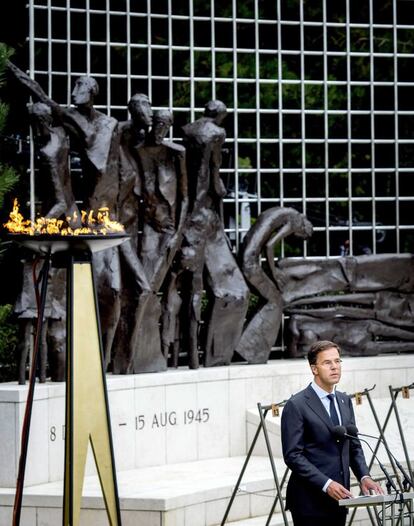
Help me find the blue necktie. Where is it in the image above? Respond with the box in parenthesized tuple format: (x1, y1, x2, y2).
(327, 393, 340, 426)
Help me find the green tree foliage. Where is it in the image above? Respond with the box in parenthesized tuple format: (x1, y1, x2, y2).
(0, 304, 18, 382)
(0, 43, 19, 383)
(0, 43, 19, 210)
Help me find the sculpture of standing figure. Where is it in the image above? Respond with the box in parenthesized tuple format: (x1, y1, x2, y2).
(137, 109, 189, 290)
(7, 62, 122, 368)
(111, 94, 159, 373)
(126, 109, 190, 370)
(7, 62, 120, 212)
(15, 262, 66, 384)
(27, 102, 80, 222)
(161, 246, 198, 367)
(236, 207, 313, 363)
(181, 100, 249, 367)
(15, 102, 80, 384)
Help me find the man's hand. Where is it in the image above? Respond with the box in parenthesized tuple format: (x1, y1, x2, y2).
(360, 477, 384, 496)
(326, 481, 353, 501)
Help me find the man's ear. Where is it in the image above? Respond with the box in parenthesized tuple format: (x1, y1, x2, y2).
(310, 364, 318, 377)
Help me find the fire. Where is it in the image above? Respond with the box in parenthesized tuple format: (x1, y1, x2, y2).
(3, 199, 125, 236)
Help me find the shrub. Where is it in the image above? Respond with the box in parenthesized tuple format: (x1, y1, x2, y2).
(0, 304, 19, 382)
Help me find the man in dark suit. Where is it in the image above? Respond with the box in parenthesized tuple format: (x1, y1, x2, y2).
(281, 340, 383, 526)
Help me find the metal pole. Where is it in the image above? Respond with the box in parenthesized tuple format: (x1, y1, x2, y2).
(220, 415, 264, 525)
(388, 384, 414, 485)
(13, 252, 51, 526)
(220, 400, 287, 525)
(266, 467, 290, 523)
(257, 403, 289, 526)
(366, 390, 403, 492)
(347, 385, 381, 526)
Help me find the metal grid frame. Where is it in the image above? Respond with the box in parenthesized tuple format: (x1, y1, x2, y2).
(27, 0, 414, 257)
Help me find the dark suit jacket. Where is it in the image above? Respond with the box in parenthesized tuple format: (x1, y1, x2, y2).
(281, 384, 369, 518)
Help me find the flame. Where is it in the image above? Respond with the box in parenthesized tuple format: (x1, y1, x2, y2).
(3, 199, 125, 236)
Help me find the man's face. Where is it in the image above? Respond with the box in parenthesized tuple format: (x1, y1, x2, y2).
(130, 98, 153, 127)
(310, 347, 342, 392)
(72, 78, 93, 107)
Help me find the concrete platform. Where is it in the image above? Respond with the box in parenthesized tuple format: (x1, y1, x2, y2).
(0, 454, 378, 526)
(1, 355, 413, 525)
(0, 456, 287, 526)
(1, 355, 413, 489)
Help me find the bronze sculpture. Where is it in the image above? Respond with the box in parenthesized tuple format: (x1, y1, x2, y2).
(236, 207, 313, 363)
(111, 93, 154, 373)
(7, 63, 119, 212)
(15, 262, 66, 384)
(122, 109, 190, 371)
(282, 254, 414, 356)
(6, 59, 414, 377)
(7, 63, 122, 367)
(181, 100, 249, 367)
(15, 101, 78, 384)
(27, 102, 80, 222)
(137, 109, 188, 290)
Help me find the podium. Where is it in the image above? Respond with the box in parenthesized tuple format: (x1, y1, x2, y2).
(339, 492, 414, 525)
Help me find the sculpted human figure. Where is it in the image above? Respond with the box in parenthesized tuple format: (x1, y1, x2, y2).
(236, 207, 313, 363)
(161, 246, 200, 368)
(119, 109, 189, 370)
(15, 262, 66, 384)
(278, 253, 414, 357)
(8, 62, 121, 367)
(7, 62, 120, 212)
(117, 93, 153, 287)
(287, 313, 414, 357)
(117, 93, 153, 238)
(15, 102, 80, 383)
(112, 94, 167, 374)
(137, 109, 189, 290)
(27, 102, 80, 222)
(181, 100, 249, 367)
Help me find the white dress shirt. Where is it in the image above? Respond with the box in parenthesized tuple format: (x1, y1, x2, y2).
(310, 381, 341, 492)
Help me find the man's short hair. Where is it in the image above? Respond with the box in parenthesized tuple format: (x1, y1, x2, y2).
(307, 340, 341, 365)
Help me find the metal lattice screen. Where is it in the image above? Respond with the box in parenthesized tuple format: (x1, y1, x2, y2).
(28, 0, 414, 257)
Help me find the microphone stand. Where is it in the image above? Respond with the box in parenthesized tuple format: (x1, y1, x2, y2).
(357, 431, 413, 492)
(345, 432, 398, 495)
(349, 434, 409, 526)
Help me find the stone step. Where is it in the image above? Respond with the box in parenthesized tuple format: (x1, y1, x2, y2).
(222, 508, 373, 526)
(221, 512, 287, 525)
(0, 456, 288, 526)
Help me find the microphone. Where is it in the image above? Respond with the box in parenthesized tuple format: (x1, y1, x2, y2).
(347, 424, 413, 492)
(344, 425, 398, 494)
(332, 425, 347, 440)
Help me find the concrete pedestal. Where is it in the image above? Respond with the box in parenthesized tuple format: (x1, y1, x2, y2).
(0, 355, 413, 525)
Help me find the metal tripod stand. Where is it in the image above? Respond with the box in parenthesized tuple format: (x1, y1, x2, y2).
(221, 400, 290, 526)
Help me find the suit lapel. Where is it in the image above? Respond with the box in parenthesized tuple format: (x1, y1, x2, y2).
(304, 384, 333, 430)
